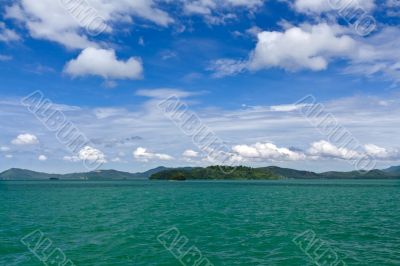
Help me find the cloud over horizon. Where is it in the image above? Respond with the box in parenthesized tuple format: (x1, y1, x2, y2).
(133, 147, 174, 162)
(2, 91, 400, 172)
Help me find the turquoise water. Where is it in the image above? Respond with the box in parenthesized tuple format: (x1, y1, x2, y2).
(1, 180, 399, 265)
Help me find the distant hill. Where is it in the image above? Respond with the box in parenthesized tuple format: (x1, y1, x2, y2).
(62, 170, 141, 180)
(259, 166, 320, 179)
(383, 166, 400, 174)
(0, 167, 170, 180)
(0, 168, 60, 180)
(262, 167, 398, 179)
(318, 169, 396, 179)
(130, 166, 170, 179)
(151, 166, 400, 180)
(2, 165, 400, 181)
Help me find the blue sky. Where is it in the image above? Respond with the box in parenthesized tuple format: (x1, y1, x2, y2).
(1, 0, 400, 173)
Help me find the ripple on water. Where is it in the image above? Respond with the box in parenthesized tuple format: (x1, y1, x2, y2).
(0, 180, 399, 265)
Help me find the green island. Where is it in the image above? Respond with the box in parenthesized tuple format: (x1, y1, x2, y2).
(149, 166, 400, 180)
(149, 166, 281, 180)
(2, 165, 400, 181)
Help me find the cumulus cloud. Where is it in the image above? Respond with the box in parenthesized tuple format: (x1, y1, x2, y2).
(230, 140, 400, 163)
(306, 141, 400, 161)
(211, 23, 356, 76)
(0, 22, 20, 42)
(182, 149, 199, 158)
(4, 93, 400, 169)
(133, 147, 173, 162)
(5, 0, 172, 49)
(364, 144, 400, 160)
(308, 140, 361, 160)
(38, 155, 47, 161)
(292, 0, 375, 14)
(248, 23, 355, 71)
(64, 47, 143, 80)
(232, 142, 306, 161)
(11, 133, 39, 145)
(78, 146, 107, 163)
(63, 146, 106, 163)
(211, 23, 400, 82)
(364, 144, 388, 157)
(5, 154, 13, 159)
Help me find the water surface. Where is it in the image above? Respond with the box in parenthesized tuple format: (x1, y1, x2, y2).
(1, 179, 399, 265)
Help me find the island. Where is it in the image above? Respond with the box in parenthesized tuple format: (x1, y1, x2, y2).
(150, 166, 281, 180)
(1, 165, 400, 181)
(150, 166, 400, 180)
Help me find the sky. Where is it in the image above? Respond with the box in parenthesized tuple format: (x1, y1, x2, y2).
(1, 0, 400, 173)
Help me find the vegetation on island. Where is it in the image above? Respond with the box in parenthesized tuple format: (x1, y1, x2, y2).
(1, 165, 400, 181)
(151, 166, 400, 180)
(150, 166, 281, 180)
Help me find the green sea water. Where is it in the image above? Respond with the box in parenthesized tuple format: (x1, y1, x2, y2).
(1, 179, 399, 265)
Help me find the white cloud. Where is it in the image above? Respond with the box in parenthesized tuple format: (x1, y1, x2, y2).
(232, 142, 306, 161)
(211, 23, 400, 82)
(5, 0, 172, 49)
(307, 141, 400, 161)
(11, 133, 39, 145)
(0, 22, 20, 42)
(0, 146, 10, 152)
(64, 47, 143, 80)
(211, 23, 356, 76)
(293, 0, 375, 14)
(308, 140, 361, 160)
(248, 23, 355, 71)
(231, 140, 400, 163)
(364, 144, 400, 160)
(182, 149, 199, 158)
(5, 154, 13, 159)
(63, 146, 107, 163)
(78, 146, 107, 163)
(133, 147, 173, 162)
(364, 144, 388, 157)
(3, 93, 400, 171)
(38, 155, 47, 161)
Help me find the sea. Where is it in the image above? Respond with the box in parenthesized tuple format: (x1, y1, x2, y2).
(1, 179, 399, 265)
